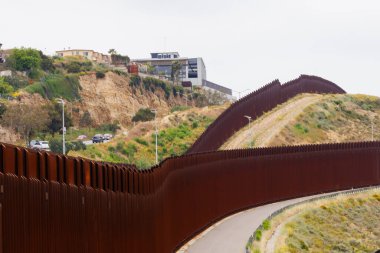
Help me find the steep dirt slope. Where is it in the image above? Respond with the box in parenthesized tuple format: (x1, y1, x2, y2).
(74, 72, 187, 126)
(221, 93, 380, 149)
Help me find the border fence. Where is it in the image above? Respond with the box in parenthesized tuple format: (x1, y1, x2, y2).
(187, 75, 346, 154)
(0, 141, 379, 252)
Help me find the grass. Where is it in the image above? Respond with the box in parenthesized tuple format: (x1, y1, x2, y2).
(275, 191, 380, 252)
(272, 94, 380, 146)
(249, 189, 380, 253)
(69, 114, 215, 169)
(25, 74, 81, 101)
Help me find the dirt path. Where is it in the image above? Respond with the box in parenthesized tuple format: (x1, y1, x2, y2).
(221, 94, 323, 149)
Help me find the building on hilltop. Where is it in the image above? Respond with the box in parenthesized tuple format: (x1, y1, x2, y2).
(132, 52, 206, 86)
(56, 49, 111, 64)
(132, 52, 232, 98)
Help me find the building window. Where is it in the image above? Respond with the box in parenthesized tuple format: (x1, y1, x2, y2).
(188, 58, 198, 78)
(84, 52, 89, 56)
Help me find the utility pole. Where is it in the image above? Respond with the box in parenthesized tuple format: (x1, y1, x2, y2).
(244, 115, 253, 148)
(56, 98, 66, 154)
(151, 109, 158, 164)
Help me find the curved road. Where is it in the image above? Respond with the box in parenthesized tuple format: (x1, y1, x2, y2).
(178, 191, 349, 253)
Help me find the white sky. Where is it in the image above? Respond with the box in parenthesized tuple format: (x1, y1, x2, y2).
(2, 0, 380, 96)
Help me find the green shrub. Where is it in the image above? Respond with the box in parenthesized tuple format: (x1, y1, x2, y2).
(70, 141, 86, 151)
(24, 74, 81, 101)
(171, 105, 190, 113)
(134, 138, 148, 146)
(116, 142, 124, 152)
(129, 75, 141, 87)
(142, 77, 171, 98)
(132, 108, 155, 122)
(262, 219, 271, 230)
(65, 61, 92, 73)
(255, 230, 262, 241)
(0, 77, 14, 95)
(96, 71, 105, 79)
(6, 48, 41, 72)
(108, 146, 116, 152)
(192, 121, 199, 129)
(3, 76, 29, 90)
(123, 143, 137, 158)
(96, 122, 120, 133)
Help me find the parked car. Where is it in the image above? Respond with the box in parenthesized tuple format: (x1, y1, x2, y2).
(92, 134, 104, 143)
(30, 140, 50, 151)
(103, 133, 113, 140)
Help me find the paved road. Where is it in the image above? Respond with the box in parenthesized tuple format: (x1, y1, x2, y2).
(181, 192, 339, 253)
(82, 140, 110, 146)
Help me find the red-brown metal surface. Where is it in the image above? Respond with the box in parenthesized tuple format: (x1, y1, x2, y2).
(0, 142, 379, 252)
(187, 75, 346, 154)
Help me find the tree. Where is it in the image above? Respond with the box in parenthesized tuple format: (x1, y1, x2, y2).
(46, 102, 73, 136)
(171, 61, 182, 85)
(2, 104, 49, 145)
(79, 111, 93, 129)
(147, 64, 156, 75)
(39, 51, 55, 72)
(6, 48, 42, 72)
(108, 49, 117, 55)
(132, 108, 155, 122)
(0, 77, 14, 95)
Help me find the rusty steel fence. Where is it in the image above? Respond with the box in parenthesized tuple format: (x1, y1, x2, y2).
(187, 75, 346, 154)
(0, 141, 379, 252)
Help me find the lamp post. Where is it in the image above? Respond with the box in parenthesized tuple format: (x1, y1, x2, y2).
(244, 115, 252, 148)
(234, 89, 250, 100)
(151, 109, 158, 164)
(56, 98, 66, 154)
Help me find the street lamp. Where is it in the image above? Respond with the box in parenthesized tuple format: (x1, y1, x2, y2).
(244, 115, 253, 148)
(56, 98, 66, 154)
(234, 89, 250, 100)
(151, 109, 158, 164)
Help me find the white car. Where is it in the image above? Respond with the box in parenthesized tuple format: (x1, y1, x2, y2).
(103, 133, 113, 140)
(31, 141, 50, 151)
(77, 135, 87, 140)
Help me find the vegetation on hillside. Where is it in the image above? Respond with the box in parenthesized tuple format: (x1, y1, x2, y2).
(0, 47, 229, 161)
(274, 94, 380, 145)
(69, 112, 215, 169)
(275, 191, 380, 252)
(223, 93, 380, 150)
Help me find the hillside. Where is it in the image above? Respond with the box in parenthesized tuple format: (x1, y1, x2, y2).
(274, 189, 380, 252)
(0, 48, 230, 148)
(221, 93, 380, 149)
(69, 104, 228, 168)
(72, 71, 189, 126)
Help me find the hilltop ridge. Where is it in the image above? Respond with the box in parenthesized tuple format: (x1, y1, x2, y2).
(221, 93, 380, 149)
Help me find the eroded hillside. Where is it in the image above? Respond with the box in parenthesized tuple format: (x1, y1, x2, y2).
(74, 72, 188, 126)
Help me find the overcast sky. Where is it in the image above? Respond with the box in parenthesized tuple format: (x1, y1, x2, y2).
(2, 0, 380, 96)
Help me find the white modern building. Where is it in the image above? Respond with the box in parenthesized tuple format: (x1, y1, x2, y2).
(132, 52, 232, 97)
(132, 52, 207, 86)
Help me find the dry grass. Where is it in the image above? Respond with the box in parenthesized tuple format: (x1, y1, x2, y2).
(274, 190, 380, 253)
